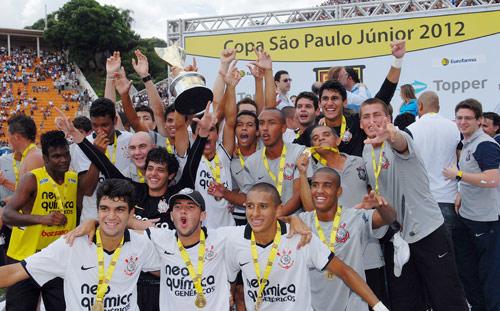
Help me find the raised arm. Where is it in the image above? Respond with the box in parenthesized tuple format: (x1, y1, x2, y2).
(364, 118, 408, 154)
(374, 40, 406, 105)
(220, 60, 240, 155)
(174, 102, 217, 190)
(247, 63, 265, 114)
(297, 153, 315, 212)
(250, 49, 276, 109)
(213, 49, 236, 121)
(104, 51, 121, 103)
(132, 49, 168, 137)
(114, 67, 149, 132)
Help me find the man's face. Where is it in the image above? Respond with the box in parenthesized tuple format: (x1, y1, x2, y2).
(455, 108, 480, 137)
(245, 190, 278, 234)
(164, 112, 176, 139)
(128, 136, 153, 169)
(44, 145, 71, 174)
(171, 198, 205, 237)
(295, 97, 318, 127)
(145, 161, 170, 192)
(319, 89, 345, 121)
(311, 126, 338, 149)
(258, 110, 285, 147)
(91, 115, 116, 141)
(360, 103, 388, 138)
(199, 126, 218, 156)
(236, 115, 258, 148)
(137, 111, 155, 131)
(276, 74, 291, 93)
(310, 172, 341, 213)
(481, 118, 498, 137)
(98, 196, 131, 239)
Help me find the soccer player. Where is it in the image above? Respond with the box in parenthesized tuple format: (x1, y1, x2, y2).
(225, 182, 389, 310)
(0, 179, 160, 311)
(359, 98, 468, 311)
(1, 130, 98, 310)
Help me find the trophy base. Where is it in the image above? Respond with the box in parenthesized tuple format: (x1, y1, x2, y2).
(174, 86, 213, 115)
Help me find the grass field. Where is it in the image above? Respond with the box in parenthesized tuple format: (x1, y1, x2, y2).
(0, 288, 4, 301)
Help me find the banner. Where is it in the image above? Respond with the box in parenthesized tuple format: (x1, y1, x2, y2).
(181, 9, 500, 118)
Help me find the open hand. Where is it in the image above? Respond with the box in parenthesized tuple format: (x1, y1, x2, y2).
(106, 51, 121, 74)
(131, 49, 149, 78)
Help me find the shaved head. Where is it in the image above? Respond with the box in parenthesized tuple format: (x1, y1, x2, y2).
(259, 109, 286, 125)
(418, 91, 440, 116)
(130, 131, 154, 146)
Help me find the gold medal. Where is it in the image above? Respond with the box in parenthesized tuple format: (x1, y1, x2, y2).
(91, 300, 104, 311)
(195, 293, 207, 308)
(324, 271, 335, 280)
(255, 297, 263, 311)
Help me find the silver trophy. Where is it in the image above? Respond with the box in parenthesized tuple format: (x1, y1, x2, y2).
(155, 44, 213, 115)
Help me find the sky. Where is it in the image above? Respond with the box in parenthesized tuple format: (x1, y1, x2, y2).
(1, 0, 324, 40)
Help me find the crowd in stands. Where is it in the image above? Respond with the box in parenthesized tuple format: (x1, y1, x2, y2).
(0, 36, 497, 311)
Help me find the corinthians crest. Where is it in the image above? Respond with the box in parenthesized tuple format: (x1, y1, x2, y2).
(205, 245, 217, 261)
(335, 223, 350, 244)
(124, 256, 139, 276)
(277, 248, 294, 270)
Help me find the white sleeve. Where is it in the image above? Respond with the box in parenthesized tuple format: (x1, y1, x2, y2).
(70, 142, 91, 173)
(23, 237, 69, 286)
(306, 235, 334, 271)
(223, 237, 240, 282)
(362, 210, 388, 240)
(140, 236, 162, 272)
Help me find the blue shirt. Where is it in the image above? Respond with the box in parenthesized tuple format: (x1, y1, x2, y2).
(399, 99, 418, 116)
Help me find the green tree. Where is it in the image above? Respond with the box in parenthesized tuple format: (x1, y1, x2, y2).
(38, 0, 138, 70)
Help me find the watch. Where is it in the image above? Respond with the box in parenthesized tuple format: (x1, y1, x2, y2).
(456, 170, 463, 181)
(142, 74, 152, 83)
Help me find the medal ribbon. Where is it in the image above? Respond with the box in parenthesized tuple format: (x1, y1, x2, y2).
(339, 115, 347, 140)
(371, 142, 385, 194)
(177, 229, 206, 303)
(261, 145, 287, 196)
(251, 221, 281, 308)
(44, 168, 68, 214)
(136, 168, 145, 183)
(165, 137, 174, 154)
(203, 153, 221, 184)
(104, 133, 118, 164)
(13, 143, 36, 186)
(307, 146, 339, 166)
(95, 229, 124, 304)
(314, 206, 342, 253)
(237, 149, 245, 169)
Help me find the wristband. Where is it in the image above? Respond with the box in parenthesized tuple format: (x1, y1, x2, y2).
(456, 170, 463, 181)
(142, 74, 152, 83)
(373, 301, 389, 311)
(392, 57, 403, 69)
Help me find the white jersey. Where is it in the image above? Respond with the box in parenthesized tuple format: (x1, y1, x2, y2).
(299, 210, 387, 311)
(225, 222, 333, 311)
(195, 144, 234, 228)
(71, 131, 132, 221)
(146, 227, 231, 311)
(23, 230, 160, 311)
(243, 143, 312, 209)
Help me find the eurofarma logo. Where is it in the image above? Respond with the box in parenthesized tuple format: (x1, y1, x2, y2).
(434, 55, 485, 67)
